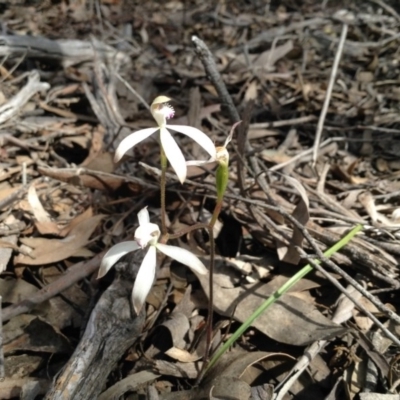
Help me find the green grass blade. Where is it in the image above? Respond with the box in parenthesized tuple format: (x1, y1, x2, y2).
(206, 224, 363, 373)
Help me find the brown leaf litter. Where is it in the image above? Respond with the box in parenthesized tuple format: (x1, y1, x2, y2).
(1, 0, 400, 399)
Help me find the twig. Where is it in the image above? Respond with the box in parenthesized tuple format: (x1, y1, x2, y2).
(0, 296, 4, 380)
(367, 0, 400, 21)
(298, 250, 400, 346)
(312, 11, 350, 166)
(0, 71, 50, 125)
(2, 252, 104, 322)
(246, 164, 400, 328)
(246, 17, 327, 50)
(163, 167, 400, 330)
(114, 71, 150, 111)
(273, 254, 398, 400)
(192, 36, 240, 123)
(0, 186, 26, 210)
(0, 35, 129, 67)
(250, 114, 316, 130)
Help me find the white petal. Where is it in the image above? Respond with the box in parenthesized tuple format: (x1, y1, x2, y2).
(167, 125, 216, 157)
(134, 222, 160, 248)
(160, 127, 187, 184)
(114, 127, 158, 162)
(186, 158, 216, 166)
(224, 120, 241, 148)
(137, 207, 150, 226)
(98, 241, 140, 278)
(132, 245, 157, 314)
(156, 243, 207, 274)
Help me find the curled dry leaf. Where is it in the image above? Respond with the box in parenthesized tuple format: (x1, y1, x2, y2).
(165, 347, 202, 363)
(28, 184, 60, 235)
(14, 213, 103, 266)
(276, 175, 310, 264)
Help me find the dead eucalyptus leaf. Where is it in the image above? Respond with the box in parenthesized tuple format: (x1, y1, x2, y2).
(277, 175, 309, 264)
(0, 278, 38, 303)
(14, 214, 103, 265)
(165, 347, 202, 363)
(3, 315, 71, 354)
(28, 184, 60, 235)
(196, 272, 345, 346)
(0, 235, 18, 273)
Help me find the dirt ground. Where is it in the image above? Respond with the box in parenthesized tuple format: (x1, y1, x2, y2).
(1, 0, 400, 399)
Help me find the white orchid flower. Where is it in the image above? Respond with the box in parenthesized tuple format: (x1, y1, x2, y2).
(98, 207, 207, 314)
(114, 96, 216, 184)
(186, 121, 240, 168)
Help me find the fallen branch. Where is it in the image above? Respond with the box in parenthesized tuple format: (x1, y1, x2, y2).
(44, 252, 145, 399)
(0, 35, 129, 67)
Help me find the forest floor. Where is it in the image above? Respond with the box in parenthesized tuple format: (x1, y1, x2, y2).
(1, 1, 400, 399)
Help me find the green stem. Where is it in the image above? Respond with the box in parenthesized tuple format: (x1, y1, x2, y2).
(204, 224, 363, 375)
(195, 225, 216, 385)
(205, 227, 215, 359)
(196, 197, 224, 382)
(198, 164, 228, 371)
(210, 197, 223, 228)
(160, 146, 168, 236)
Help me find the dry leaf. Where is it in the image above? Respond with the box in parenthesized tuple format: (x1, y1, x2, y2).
(196, 270, 345, 346)
(276, 175, 309, 264)
(0, 235, 18, 273)
(28, 184, 60, 235)
(165, 347, 201, 363)
(14, 214, 103, 265)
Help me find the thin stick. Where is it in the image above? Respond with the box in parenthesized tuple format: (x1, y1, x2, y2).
(312, 21, 348, 166)
(114, 71, 150, 111)
(298, 249, 400, 346)
(160, 147, 168, 237)
(205, 227, 215, 360)
(0, 296, 4, 380)
(274, 250, 400, 400)
(2, 252, 104, 322)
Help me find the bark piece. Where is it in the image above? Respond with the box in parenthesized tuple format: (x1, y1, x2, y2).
(44, 252, 145, 399)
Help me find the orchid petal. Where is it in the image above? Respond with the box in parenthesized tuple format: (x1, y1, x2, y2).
(134, 222, 160, 248)
(98, 241, 140, 278)
(132, 245, 157, 314)
(160, 127, 187, 184)
(224, 120, 241, 148)
(156, 243, 207, 275)
(152, 95, 172, 105)
(167, 125, 216, 157)
(151, 97, 174, 128)
(137, 207, 150, 226)
(114, 127, 158, 162)
(186, 158, 216, 166)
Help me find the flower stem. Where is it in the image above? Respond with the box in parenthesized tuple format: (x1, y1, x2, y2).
(204, 226, 215, 359)
(209, 197, 223, 228)
(197, 193, 225, 382)
(160, 146, 168, 236)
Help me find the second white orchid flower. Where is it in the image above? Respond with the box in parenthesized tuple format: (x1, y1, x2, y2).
(114, 96, 216, 184)
(186, 121, 240, 168)
(98, 207, 207, 314)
